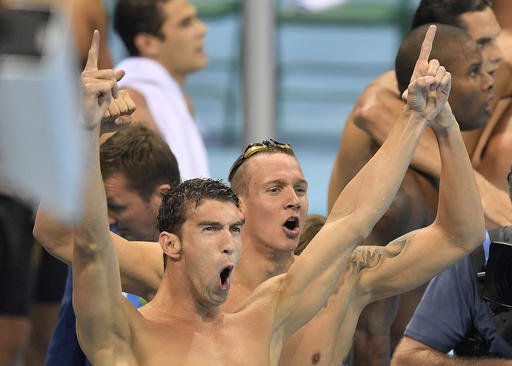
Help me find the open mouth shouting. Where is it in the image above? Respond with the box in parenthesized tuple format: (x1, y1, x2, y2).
(283, 216, 300, 239)
(218, 264, 234, 291)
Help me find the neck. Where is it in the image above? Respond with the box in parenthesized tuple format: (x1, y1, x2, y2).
(166, 66, 186, 87)
(234, 236, 295, 292)
(145, 269, 221, 325)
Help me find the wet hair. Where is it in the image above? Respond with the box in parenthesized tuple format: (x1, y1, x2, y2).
(229, 140, 296, 196)
(113, 0, 170, 56)
(158, 178, 240, 269)
(412, 0, 492, 30)
(294, 214, 326, 255)
(100, 124, 181, 201)
(158, 178, 239, 235)
(395, 23, 473, 94)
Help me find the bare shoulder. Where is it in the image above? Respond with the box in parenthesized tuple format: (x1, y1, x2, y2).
(233, 274, 287, 314)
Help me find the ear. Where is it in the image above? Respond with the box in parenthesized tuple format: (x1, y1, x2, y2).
(134, 33, 160, 58)
(238, 197, 247, 216)
(157, 183, 171, 196)
(160, 231, 182, 260)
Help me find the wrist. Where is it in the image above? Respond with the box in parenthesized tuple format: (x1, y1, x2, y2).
(403, 106, 431, 127)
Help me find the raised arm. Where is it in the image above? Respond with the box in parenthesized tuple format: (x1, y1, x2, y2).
(353, 71, 443, 178)
(274, 25, 446, 338)
(352, 104, 485, 303)
(34, 202, 162, 300)
(72, 31, 137, 363)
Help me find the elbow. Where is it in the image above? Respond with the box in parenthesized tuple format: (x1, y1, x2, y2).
(74, 229, 103, 257)
(353, 100, 374, 132)
(457, 216, 486, 253)
(33, 219, 58, 253)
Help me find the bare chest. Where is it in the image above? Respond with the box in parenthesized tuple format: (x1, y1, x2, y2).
(134, 318, 271, 366)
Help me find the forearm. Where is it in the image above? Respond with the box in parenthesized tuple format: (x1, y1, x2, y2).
(354, 84, 441, 178)
(74, 133, 111, 253)
(73, 127, 127, 356)
(393, 346, 511, 365)
(329, 107, 429, 234)
(434, 117, 485, 248)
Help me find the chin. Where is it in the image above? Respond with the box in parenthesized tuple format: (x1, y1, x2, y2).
(275, 239, 299, 253)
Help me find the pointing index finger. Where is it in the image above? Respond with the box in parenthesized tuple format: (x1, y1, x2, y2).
(412, 25, 437, 77)
(84, 30, 100, 71)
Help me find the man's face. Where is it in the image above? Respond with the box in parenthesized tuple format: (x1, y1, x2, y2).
(104, 173, 162, 241)
(460, 8, 502, 76)
(240, 153, 309, 252)
(448, 39, 494, 131)
(155, 0, 208, 82)
(180, 199, 242, 306)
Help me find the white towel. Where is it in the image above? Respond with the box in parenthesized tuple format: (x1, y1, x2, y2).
(116, 57, 210, 180)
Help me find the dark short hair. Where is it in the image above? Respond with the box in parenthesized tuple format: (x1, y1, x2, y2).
(113, 0, 169, 56)
(228, 140, 296, 196)
(395, 23, 473, 94)
(158, 178, 240, 235)
(100, 124, 181, 201)
(412, 0, 492, 30)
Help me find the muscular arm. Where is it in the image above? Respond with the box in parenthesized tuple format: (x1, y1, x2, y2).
(354, 107, 485, 302)
(33, 208, 162, 300)
(392, 336, 512, 366)
(73, 31, 134, 363)
(273, 27, 445, 340)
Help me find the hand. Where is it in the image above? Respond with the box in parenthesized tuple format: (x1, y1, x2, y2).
(101, 89, 136, 133)
(431, 102, 457, 131)
(404, 25, 451, 122)
(81, 30, 124, 131)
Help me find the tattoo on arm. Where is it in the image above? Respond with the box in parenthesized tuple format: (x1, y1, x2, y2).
(351, 239, 407, 273)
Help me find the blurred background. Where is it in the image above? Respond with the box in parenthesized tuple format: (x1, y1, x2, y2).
(175, 0, 418, 215)
(111, 0, 418, 215)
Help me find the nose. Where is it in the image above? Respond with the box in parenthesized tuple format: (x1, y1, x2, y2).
(481, 70, 495, 93)
(197, 18, 208, 36)
(285, 187, 301, 210)
(222, 233, 237, 256)
(486, 41, 502, 69)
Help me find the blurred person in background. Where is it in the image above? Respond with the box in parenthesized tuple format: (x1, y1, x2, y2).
(113, 0, 209, 179)
(0, 0, 112, 364)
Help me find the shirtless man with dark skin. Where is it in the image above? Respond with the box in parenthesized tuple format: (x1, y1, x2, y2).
(327, 2, 512, 364)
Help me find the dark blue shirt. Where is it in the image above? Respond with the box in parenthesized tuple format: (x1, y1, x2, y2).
(404, 246, 512, 357)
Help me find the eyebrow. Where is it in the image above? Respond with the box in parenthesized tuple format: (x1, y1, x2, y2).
(231, 220, 245, 227)
(265, 178, 308, 186)
(199, 220, 245, 227)
(199, 221, 222, 227)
